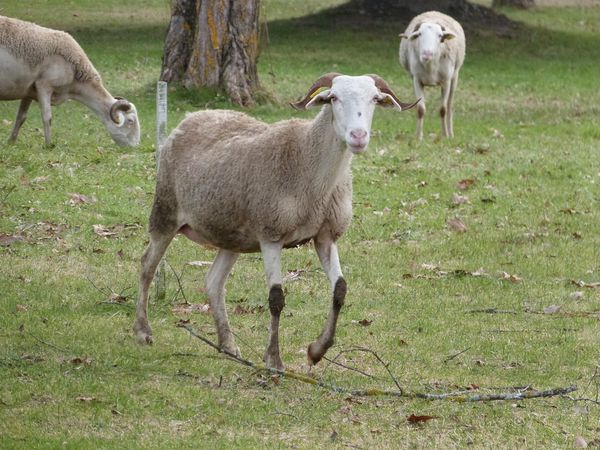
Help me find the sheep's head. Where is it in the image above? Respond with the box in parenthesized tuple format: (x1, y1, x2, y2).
(400, 22, 456, 64)
(105, 98, 141, 147)
(292, 73, 418, 154)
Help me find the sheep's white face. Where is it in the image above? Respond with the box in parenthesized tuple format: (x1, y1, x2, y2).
(408, 22, 456, 64)
(105, 102, 141, 147)
(310, 76, 382, 154)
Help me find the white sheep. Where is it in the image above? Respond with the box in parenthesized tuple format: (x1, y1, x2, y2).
(0, 15, 140, 147)
(133, 73, 417, 370)
(399, 11, 465, 140)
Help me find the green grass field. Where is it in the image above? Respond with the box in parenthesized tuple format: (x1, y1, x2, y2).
(1, 1, 599, 448)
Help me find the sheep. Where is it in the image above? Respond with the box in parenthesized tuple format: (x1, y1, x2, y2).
(0, 15, 140, 147)
(399, 11, 465, 140)
(133, 73, 417, 370)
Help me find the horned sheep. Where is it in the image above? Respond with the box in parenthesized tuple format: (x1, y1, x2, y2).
(399, 11, 465, 140)
(133, 73, 417, 370)
(0, 15, 140, 147)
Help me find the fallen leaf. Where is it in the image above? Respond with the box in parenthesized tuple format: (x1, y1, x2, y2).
(501, 272, 522, 283)
(457, 179, 475, 190)
(93, 224, 116, 237)
(108, 292, 128, 304)
(569, 291, 584, 300)
(452, 193, 469, 205)
(67, 192, 95, 206)
(0, 233, 22, 247)
(447, 218, 467, 233)
(543, 305, 561, 315)
(31, 176, 50, 184)
(70, 357, 93, 365)
(575, 436, 588, 448)
(407, 414, 437, 424)
(76, 396, 96, 402)
(283, 269, 305, 282)
(233, 304, 264, 315)
(492, 128, 504, 138)
(172, 303, 210, 314)
(352, 319, 372, 327)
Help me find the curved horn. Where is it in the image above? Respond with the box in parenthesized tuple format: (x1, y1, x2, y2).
(290, 72, 342, 111)
(366, 74, 420, 111)
(110, 98, 132, 124)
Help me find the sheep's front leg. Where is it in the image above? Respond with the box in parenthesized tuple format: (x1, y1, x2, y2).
(307, 234, 346, 366)
(8, 98, 33, 144)
(206, 249, 240, 356)
(260, 241, 285, 371)
(412, 77, 426, 141)
(440, 77, 453, 138)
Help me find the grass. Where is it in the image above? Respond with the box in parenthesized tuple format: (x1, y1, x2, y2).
(1, 1, 600, 448)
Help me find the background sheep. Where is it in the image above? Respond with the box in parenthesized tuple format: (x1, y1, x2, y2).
(399, 11, 465, 140)
(0, 15, 140, 147)
(134, 73, 417, 370)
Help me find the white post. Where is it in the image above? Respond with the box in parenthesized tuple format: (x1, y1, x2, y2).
(155, 81, 168, 301)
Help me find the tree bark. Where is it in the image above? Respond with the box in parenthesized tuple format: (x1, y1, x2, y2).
(160, 0, 260, 107)
(493, 0, 535, 7)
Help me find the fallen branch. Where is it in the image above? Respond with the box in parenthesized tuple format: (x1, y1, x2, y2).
(179, 323, 577, 402)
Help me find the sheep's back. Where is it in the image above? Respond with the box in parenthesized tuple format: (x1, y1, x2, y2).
(0, 15, 100, 83)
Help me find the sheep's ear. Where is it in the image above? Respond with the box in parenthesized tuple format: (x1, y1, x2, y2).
(442, 32, 456, 42)
(366, 74, 420, 112)
(399, 32, 409, 39)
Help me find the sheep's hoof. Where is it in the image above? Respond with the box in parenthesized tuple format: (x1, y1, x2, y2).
(221, 343, 241, 359)
(133, 320, 153, 345)
(264, 351, 284, 372)
(307, 341, 325, 366)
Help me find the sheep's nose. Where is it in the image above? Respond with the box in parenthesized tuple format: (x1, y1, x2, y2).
(421, 51, 433, 62)
(350, 130, 367, 141)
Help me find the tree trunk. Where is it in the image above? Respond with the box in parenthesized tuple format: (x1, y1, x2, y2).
(160, 0, 261, 107)
(492, 0, 535, 7)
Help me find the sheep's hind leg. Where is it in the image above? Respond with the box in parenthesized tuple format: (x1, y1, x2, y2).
(260, 241, 285, 371)
(134, 231, 176, 344)
(8, 98, 32, 144)
(206, 249, 240, 356)
(307, 235, 346, 366)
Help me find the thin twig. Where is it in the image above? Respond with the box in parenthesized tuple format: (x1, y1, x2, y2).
(166, 260, 189, 304)
(564, 395, 600, 406)
(323, 353, 375, 379)
(85, 274, 110, 297)
(347, 346, 403, 394)
(179, 324, 577, 402)
(19, 326, 71, 354)
(467, 308, 517, 314)
(444, 347, 471, 363)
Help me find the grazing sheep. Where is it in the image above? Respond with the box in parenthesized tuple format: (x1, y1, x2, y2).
(399, 11, 465, 140)
(0, 15, 140, 146)
(134, 73, 417, 370)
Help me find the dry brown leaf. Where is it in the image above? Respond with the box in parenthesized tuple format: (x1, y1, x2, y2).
(543, 305, 561, 315)
(407, 414, 437, 424)
(352, 319, 372, 327)
(68, 192, 96, 206)
(172, 303, 210, 314)
(501, 272, 523, 283)
(76, 396, 96, 402)
(16, 304, 28, 312)
(447, 218, 467, 233)
(93, 224, 116, 237)
(457, 179, 475, 190)
(283, 269, 305, 282)
(452, 193, 469, 205)
(0, 233, 23, 247)
(575, 436, 588, 448)
(71, 357, 93, 365)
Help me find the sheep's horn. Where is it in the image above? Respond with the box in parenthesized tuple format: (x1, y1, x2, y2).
(110, 98, 132, 123)
(366, 74, 420, 111)
(290, 72, 342, 110)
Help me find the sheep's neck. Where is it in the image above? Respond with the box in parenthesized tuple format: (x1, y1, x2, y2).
(69, 80, 114, 122)
(306, 106, 352, 195)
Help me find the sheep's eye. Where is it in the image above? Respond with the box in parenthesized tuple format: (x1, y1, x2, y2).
(373, 95, 379, 102)
(330, 95, 338, 102)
